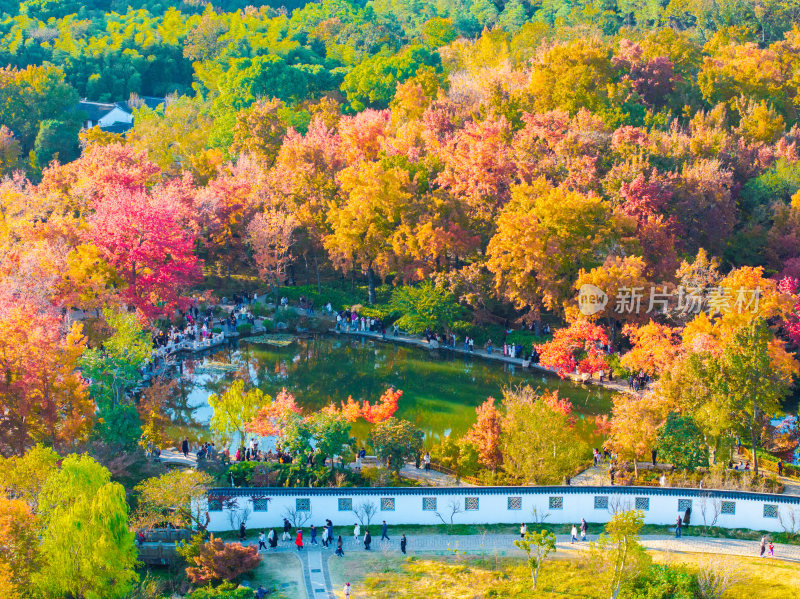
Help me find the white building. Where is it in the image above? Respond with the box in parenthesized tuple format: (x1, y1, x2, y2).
(206, 485, 800, 534)
(77, 96, 164, 133)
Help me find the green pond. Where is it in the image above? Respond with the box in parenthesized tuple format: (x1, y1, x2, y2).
(172, 335, 614, 447)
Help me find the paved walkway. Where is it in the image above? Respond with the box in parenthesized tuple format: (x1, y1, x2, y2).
(246, 532, 800, 597)
(399, 463, 467, 486)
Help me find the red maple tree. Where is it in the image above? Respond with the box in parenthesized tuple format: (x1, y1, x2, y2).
(185, 536, 261, 584)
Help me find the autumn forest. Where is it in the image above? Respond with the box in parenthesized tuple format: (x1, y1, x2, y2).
(2, 0, 800, 596)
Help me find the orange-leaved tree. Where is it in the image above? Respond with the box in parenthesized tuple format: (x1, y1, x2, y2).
(245, 389, 303, 437)
(361, 388, 402, 423)
(333, 388, 402, 423)
(464, 397, 503, 472)
(184, 536, 261, 584)
(620, 322, 683, 378)
(537, 319, 610, 377)
(0, 299, 92, 456)
(605, 390, 675, 477)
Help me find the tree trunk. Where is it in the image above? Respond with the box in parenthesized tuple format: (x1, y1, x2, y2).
(531, 567, 538, 590)
(303, 255, 310, 286)
(750, 397, 760, 475)
(314, 254, 321, 294)
(633, 459, 639, 480)
(367, 267, 376, 305)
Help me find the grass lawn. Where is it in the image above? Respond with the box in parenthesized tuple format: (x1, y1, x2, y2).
(327, 551, 800, 598)
(249, 553, 306, 599)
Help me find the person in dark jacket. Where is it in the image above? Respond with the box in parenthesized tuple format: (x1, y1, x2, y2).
(400, 534, 407, 555)
(282, 518, 292, 541)
(380, 520, 390, 541)
(364, 530, 372, 550)
(683, 506, 691, 527)
(335, 535, 344, 557)
(239, 522, 246, 540)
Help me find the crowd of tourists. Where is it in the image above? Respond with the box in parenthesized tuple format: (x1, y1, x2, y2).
(248, 517, 410, 559)
(627, 370, 651, 391)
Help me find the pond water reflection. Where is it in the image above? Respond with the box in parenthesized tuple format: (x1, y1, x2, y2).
(175, 335, 615, 445)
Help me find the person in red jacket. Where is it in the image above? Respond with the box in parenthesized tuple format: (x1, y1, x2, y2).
(295, 529, 304, 551)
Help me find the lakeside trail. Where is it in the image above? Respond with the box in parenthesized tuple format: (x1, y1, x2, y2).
(239, 532, 800, 598)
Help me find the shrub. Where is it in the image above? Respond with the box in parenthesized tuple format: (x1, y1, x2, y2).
(607, 353, 633, 379)
(184, 536, 261, 584)
(226, 462, 257, 486)
(505, 329, 550, 347)
(236, 323, 252, 336)
(251, 302, 272, 317)
(212, 327, 222, 335)
(358, 303, 397, 320)
(188, 582, 255, 599)
(622, 563, 698, 598)
(752, 449, 800, 478)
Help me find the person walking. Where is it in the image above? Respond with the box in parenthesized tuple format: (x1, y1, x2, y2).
(580, 519, 587, 541)
(326, 519, 333, 546)
(675, 515, 682, 538)
(282, 518, 291, 541)
(344, 582, 351, 599)
(571, 524, 578, 543)
(520, 523, 527, 538)
(239, 522, 246, 540)
(400, 534, 407, 555)
(335, 535, 344, 557)
(424, 452, 431, 471)
(683, 506, 691, 527)
(321, 525, 329, 548)
(181, 437, 189, 458)
(354, 522, 360, 540)
(778, 459, 784, 476)
(268, 529, 277, 549)
(381, 520, 390, 541)
(310, 524, 318, 545)
(258, 531, 267, 551)
(769, 540, 774, 557)
(760, 536, 766, 557)
(364, 530, 372, 550)
(652, 448, 657, 466)
(295, 530, 304, 551)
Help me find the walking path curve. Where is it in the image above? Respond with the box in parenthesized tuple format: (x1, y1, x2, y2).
(242, 531, 800, 598)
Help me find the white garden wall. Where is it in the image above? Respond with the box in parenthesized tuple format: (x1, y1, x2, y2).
(205, 486, 800, 533)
